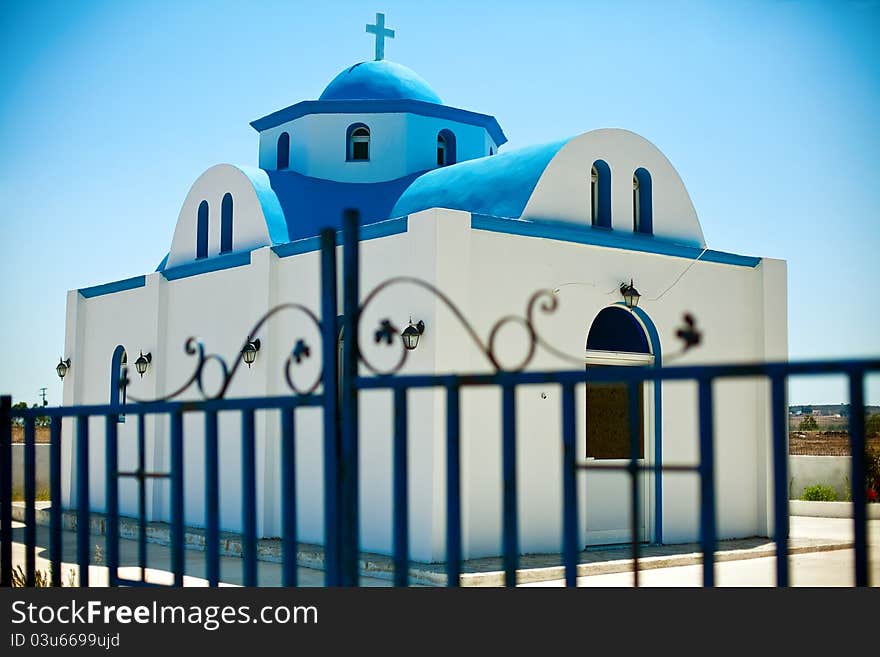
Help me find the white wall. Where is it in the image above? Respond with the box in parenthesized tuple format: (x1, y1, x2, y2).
(62, 206, 786, 563)
(789, 456, 852, 501)
(427, 208, 785, 557)
(257, 113, 493, 182)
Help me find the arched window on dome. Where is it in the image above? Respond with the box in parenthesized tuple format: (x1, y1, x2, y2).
(633, 167, 653, 235)
(276, 132, 290, 170)
(347, 123, 370, 161)
(437, 129, 456, 167)
(591, 160, 611, 228)
(220, 193, 233, 254)
(196, 200, 209, 259)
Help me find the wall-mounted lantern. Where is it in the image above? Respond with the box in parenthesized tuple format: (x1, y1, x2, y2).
(134, 351, 152, 378)
(56, 357, 71, 380)
(619, 279, 641, 310)
(241, 338, 261, 368)
(401, 319, 425, 351)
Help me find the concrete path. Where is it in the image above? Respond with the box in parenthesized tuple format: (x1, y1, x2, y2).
(7, 520, 394, 587)
(523, 517, 879, 587)
(6, 513, 876, 587)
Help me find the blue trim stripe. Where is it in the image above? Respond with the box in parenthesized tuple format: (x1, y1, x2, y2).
(161, 251, 251, 281)
(471, 214, 761, 268)
(630, 304, 664, 545)
(79, 276, 146, 298)
(250, 99, 507, 147)
(272, 216, 408, 259)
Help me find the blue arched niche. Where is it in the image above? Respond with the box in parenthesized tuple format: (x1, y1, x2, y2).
(586, 306, 650, 353)
(196, 200, 209, 259)
(220, 193, 233, 254)
(634, 167, 653, 235)
(591, 159, 611, 228)
(110, 345, 127, 423)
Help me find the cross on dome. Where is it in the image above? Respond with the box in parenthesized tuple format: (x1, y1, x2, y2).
(365, 12, 395, 61)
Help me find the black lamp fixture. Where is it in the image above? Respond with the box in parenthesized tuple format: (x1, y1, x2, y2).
(134, 351, 152, 378)
(401, 318, 425, 351)
(620, 279, 641, 310)
(241, 338, 261, 368)
(56, 357, 71, 380)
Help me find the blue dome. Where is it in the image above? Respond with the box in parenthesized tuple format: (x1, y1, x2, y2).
(319, 60, 442, 104)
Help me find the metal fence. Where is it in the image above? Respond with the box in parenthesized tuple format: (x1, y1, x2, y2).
(2, 212, 877, 587)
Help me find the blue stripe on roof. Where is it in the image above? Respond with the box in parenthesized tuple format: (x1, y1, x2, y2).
(250, 99, 507, 147)
(471, 214, 761, 267)
(272, 216, 408, 258)
(161, 251, 251, 281)
(79, 275, 146, 298)
(392, 140, 569, 219)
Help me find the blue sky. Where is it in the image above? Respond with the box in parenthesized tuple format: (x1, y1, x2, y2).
(0, 0, 877, 407)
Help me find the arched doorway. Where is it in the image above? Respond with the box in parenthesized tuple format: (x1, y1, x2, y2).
(583, 306, 655, 546)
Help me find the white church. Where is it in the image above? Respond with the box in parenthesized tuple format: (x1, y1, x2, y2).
(60, 14, 787, 563)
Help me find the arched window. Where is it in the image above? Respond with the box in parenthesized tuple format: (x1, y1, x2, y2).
(437, 129, 456, 167)
(347, 123, 370, 161)
(196, 200, 209, 259)
(276, 132, 290, 169)
(489, 147, 494, 156)
(220, 193, 233, 254)
(591, 160, 611, 228)
(633, 167, 652, 234)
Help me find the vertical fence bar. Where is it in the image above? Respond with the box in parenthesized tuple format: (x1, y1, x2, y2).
(697, 379, 716, 587)
(170, 410, 184, 587)
(319, 228, 340, 586)
(242, 408, 257, 586)
(0, 396, 11, 587)
(76, 415, 90, 587)
(281, 408, 297, 587)
(393, 388, 409, 586)
(50, 418, 62, 587)
(561, 382, 578, 587)
(137, 413, 146, 581)
(105, 415, 119, 587)
(502, 383, 518, 587)
(24, 417, 36, 586)
(770, 374, 789, 587)
(848, 371, 868, 587)
(446, 381, 462, 588)
(205, 410, 220, 587)
(627, 382, 640, 588)
(341, 209, 361, 586)
(653, 371, 663, 546)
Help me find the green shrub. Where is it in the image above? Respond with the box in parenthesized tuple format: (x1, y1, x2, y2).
(802, 484, 837, 502)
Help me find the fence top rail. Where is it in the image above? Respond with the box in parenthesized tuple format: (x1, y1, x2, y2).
(4, 357, 878, 418)
(5, 393, 324, 419)
(355, 357, 880, 390)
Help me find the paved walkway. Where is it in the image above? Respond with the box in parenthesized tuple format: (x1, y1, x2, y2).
(524, 517, 879, 586)
(6, 512, 876, 587)
(7, 521, 394, 587)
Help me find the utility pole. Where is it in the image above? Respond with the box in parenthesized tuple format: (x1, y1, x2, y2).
(38, 387, 48, 407)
